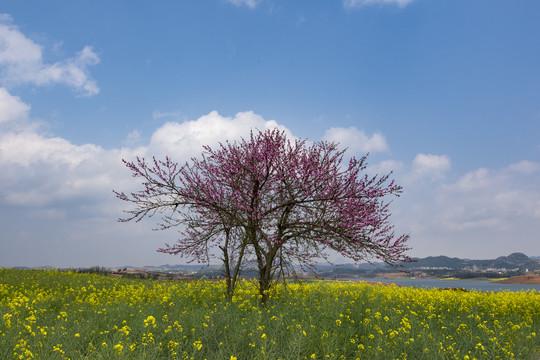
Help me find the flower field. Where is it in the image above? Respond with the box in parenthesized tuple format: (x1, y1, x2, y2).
(1, 269, 539, 359)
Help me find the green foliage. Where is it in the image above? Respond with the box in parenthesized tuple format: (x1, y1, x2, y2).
(1, 269, 539, 359)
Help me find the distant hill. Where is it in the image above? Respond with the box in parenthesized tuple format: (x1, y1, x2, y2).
(401, 252, 540, 271)
(403, 255, 466, 269)
(117, 253, 540, 278)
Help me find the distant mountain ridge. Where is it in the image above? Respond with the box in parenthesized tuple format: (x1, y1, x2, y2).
(402, 252, 540, 271)
(117, 253, 540, 274)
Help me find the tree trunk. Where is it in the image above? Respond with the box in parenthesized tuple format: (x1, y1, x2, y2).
(257, 248, 280, 305)
(221, 243, 234, 298)
(258, 266, 272, 305)
(221, 227, 248, 299)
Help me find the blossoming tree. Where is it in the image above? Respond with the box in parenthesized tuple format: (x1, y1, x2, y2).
(114, 129, 410, 302)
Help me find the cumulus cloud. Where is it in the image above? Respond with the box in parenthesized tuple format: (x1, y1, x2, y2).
(225, 0, 261, 9)
(0, 109, 299, 267)
(410, 153, 451, 181)
(322, 126, 389, 154)
(391, 159, 540, 258)
(2, 105, 540, 263)
(0, 131, 102, 168)
(148, 110, 293, 159)
(453, 168, 490, 192)
(508, 160, 540, 175)
(123, 129, 143, 147)
(413, 154, 451, 172)
(0, 130, 110, 206)
(0, 107, 295, 208)
(0, 15, 100, 96)
(441, 161, 540, 228)
(0, 87, 29, 123)
(0, 110, 296, 211)
(0, 93, 141, 210)
(343, 0, 414, 8)
(366, 159, 404, 177)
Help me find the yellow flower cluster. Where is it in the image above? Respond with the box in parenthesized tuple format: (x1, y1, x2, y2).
(0, 269, 538, 359)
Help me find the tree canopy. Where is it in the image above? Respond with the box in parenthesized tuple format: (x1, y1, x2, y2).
(115, 129, 410, 302)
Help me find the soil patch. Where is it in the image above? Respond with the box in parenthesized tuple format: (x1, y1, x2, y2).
(495, 274, 540, 284)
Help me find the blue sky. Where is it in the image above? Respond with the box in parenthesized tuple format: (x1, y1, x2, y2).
(1, 0, 539, 267)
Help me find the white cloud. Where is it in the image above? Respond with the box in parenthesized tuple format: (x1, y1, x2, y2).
(152, 110, 181, 121)
(0, 109, 298, 266)
(367, 159, 404, 176)
(0, 52, 537, 265)
(343, 0, 414, 8)
(391, 159, 540, 258)
(1, 108, 539, 264)
(149, 110, 293, 159)
(0, 87, 29, 123)
(0, 130, 110, 206)
(0, 15, 41, 63)
(0, 110, 296, 211)
(411, 153, 451, 180)
(454, 168, 490, 192)
(386, 153, 451, 187)
(385, 160, 540, 259)
(322, 126, 389, 154)
(0, 15, 100, 96)
(508, 160, 540, 175)
(0, 131, 101, 168)
(226, 0, 261, 9)
(123, 129, 143, 147)
(439, 163, 540, 232)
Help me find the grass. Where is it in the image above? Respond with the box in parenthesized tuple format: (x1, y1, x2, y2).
(0, 268, 539, 359)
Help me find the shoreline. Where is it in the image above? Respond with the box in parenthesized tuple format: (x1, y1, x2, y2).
(309, 274, 540, 285)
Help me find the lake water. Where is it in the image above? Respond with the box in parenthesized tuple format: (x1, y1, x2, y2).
(351, 278, 540, 292)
